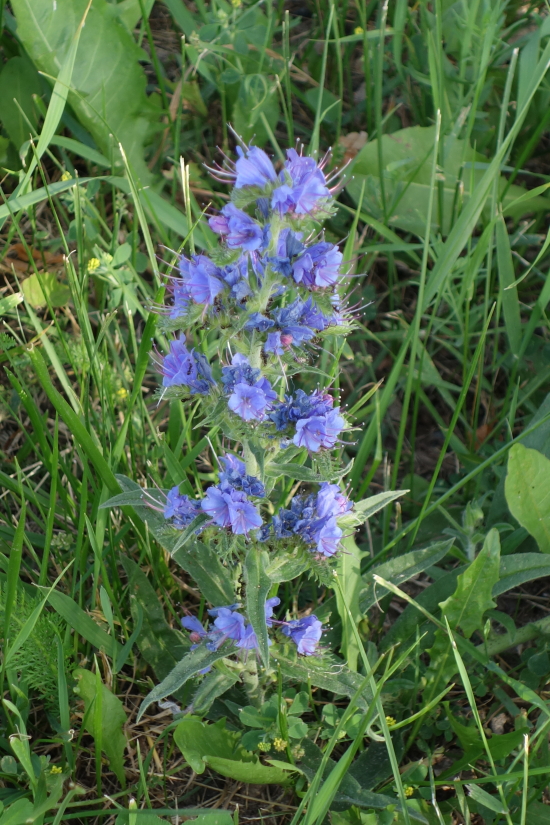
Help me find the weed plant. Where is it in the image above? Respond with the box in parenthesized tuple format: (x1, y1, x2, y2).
(1, 1, 550, 824)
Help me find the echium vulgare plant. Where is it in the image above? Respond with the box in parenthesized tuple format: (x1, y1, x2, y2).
(107, 136, 400, 730)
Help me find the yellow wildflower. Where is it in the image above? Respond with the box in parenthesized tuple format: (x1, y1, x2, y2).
(385, 716, 396, 726)
(273, 737, 288, 752)
(60, 171, 72, 182)
(116, 387, 128, 400)
(354, 26, 364, 35)
(258, 741, 271, 752)
(404, 786, 414, 798)
(87, 257, 100, 273)
(50, 765, 63, 774)
(231, 0, 242, 7)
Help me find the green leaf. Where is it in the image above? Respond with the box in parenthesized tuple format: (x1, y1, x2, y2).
(21, 272, 71, 308)
(359, 540, 452, 613)
(173, 716, 292, 784)
(0, 293, 23, 316)
(244, 548, 271, 667)
(0, 56, 41, 151)
(190, 669, 239, 716)
(43, 588, 122, 655)
(347, 125, 550, 236)
(466, 784, 508, 815)
(137, 643, 235, 722)
(496, 214, 522, 358)
(505, 444, 550, 553)
(0, 799, 34, 825)
(336, 535, 362, 671)
(74, 668, 127, 785)
(273, 648, 373, 710)
(342, 489, 409, 528)
(264, 461, 347, 483)
(265, 550, 310, 582)
(439, 529, 500, 639)
(494, 552, 550, 595)
(11, 0, 155, 182)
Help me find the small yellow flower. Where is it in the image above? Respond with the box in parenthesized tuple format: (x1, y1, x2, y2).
(230, 0, 242, 7)
(404, 786, 414, 798)
(273, 737, 288, 752)
(50, 765, 63, 774)
(354, 26, 364, 35)
(116, 387, 128, 400)
(385, 716, 396, 726)
(87, 257, 100, 273)
(258, 741, 271, 752)
(60, 171, 72, 182)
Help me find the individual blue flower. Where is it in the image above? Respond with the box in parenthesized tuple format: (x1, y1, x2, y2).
(271, 149, 331, 215)
(228, 383, 272, 422)
(270, 389, 334, 432)
(292, 243, 343, 289)
(293, 407, 345, 452)
(282, 615, 323, 655)
(315, 517, 343, 557)
(213, 607, 246, 640)
(221, 353, 261, 392)
(235, 145, 277, 189)
(181, 615, 208, 649)
(265, 331, 284, 356)
(161, 336, 215, 394)
(316, 483, 353, 519)
(178, 254, 226, 306)
(201, 486, 262, 534)
(212, 203, 263, 252)
(164, 486, 202, 527)
(244, 312, 275, 333)
(265, 596, 281, 627)
(264, 228, 305, 277)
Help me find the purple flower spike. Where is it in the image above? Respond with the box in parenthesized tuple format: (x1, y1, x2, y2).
(221, 203, 264, 251)
(164, 486, 202, 528)
(282, 615, 323, 656)
(271, 149, 331, 215)
(292, 243, 343, 290)
(161, 336, 214, 394)
(178, 255, 225, 306)
(316, 483, 352, 519)
(316, 517, 343, 557)
(228, 383, 270, 421)
(235, 145, 277, 189)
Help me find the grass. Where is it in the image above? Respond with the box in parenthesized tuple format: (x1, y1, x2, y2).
(2, 0, 550, 823)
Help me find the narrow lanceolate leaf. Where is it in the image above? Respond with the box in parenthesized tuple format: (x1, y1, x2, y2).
(439, 529, 500, 639)
(505, 444, 550, 553)
(264, 461, 350, 483)
(137, 643, 235, 722)
(359, 540, 452, 613)
(273, 648, 373, 710)
(342, 489, 408, 527)
(495, 553, 550, 595)
(244, 548, 271, 667)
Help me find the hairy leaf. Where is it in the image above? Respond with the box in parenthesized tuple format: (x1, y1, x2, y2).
(440, 529, 500, 639)
(244, 548, 271, 667)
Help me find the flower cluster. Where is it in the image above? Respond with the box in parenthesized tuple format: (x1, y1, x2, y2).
(260, 483, 352, 557)
(181, 599, 323, 657)
(160, 335, 215, 394)
(163, 453, 264, 536)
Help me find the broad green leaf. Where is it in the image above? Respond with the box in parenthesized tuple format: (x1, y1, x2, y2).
(119, 556, 190, 690)
(0, 56, 41, 151)
(173, 716, 291, 784)
(494, 552, 550, 595)
(190, 669, 239, 716)
(347, 125, 550, 236)
(341, 489, 409, 528)
(244, 548, 271, 667)
(21, 272, 71, 308)
(0, 799, 34, 825)
(439, 529, 500, 639)
(137, 642, 234, 721)
(74, 668, 127, 785)
(265, 550, 309, 582)
(11, 0, 154, 182)
(359, 540, 452, 614)
(505, 444, 550, 552)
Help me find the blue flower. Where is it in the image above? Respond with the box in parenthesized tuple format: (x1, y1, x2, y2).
(201, 486, 262, 535)
(164, 486, 202, 527)
(292, 243, 343, 289)
(293, 407, 345, 452)
(265, 331, 284, 355)
(271, 149, 331, 215)
(316, 482, 353, 519)
(228, 383, 272, 422)
(315, 517, 342, 557)
(282, 615, 323, 655)
(213, 607, 246, 640)
(264, 228, 305, 276)
(244, 312, 275, 333)
(176, 255, 226, 307)
(221, 353, 261, 392)
(269, 389, 334, 431)
(235, 145, 277, 189)
(220, 257, 251, 301)
(265, 596, 281, 626)
(161, 336, 215, 394)
(215, 203, 264, 252)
